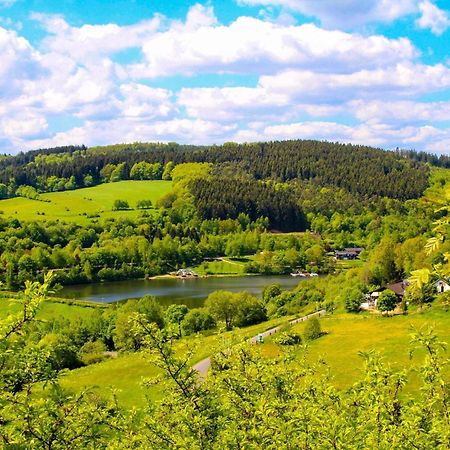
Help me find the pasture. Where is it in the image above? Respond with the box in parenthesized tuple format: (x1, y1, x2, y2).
(0, 294, 106, 321)
(60, 316, 289, 409)
(261, 307, 450, 391)
(0, 180, 172, 223)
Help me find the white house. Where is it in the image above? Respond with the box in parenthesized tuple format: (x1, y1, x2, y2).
(435, 279, 450, 294)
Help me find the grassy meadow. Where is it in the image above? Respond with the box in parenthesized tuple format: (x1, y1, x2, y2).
(260, 307, 450, 391)
(0, 294, 106, 321)
(0, 180, 172, 223)
(60, 316, 289, 409)
(193, 258, 247, 276)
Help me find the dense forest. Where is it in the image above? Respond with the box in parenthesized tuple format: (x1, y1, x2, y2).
(0, 140, 430, 200)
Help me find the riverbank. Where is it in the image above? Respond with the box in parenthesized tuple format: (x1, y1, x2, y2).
(57, 274, 306, 306)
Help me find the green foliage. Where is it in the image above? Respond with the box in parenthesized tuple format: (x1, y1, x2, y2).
(110, 162, 127, 182)
(262, 283, 282, 304)
(16, 184, 40, 200)
(377, 290, 398, 312)
(83, 174, 94, 187)
(114, 296, 164, 350)
(205, 291, 266, 331)
(204, 291, 239, 331)
(274, 330, 302, 345)
(112, 199, 130, 210)
(190, 176, 307, 231)
(234, 292, 267, 327)
(343, 287, 365, 312)
(162, 161, 175, 180)
(182, 308, 216, 335)
(130, 161, 163, 180)
(303, 316, 322, 340)
(0, 274, 123, 448)
(0, 182, 8, 199)
(136, 198, 152, 209)
(165, 304, 188, 336)
(124, 319, 450, 449)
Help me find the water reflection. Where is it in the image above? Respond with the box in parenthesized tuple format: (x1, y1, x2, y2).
(58, 275, 306, 307)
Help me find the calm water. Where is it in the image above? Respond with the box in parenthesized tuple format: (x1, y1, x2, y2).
(58, 275, 305, 308)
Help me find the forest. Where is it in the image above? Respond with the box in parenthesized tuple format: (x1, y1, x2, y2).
(0, 140, 429, 201)
(0, 140, 450, 449)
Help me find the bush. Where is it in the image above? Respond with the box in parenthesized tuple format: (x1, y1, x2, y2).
(182, 309, 216, 335)
(303, 317, 322, 341)
(79, 340, 107, 365)
(136, 199, 153, 209)
(344, 287, 364, 312)
(377, 290, 398, 313)
(274, 331, 302, 346)
(112, 199, 130, 210)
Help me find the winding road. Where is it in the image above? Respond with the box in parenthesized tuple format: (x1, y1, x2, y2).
(192, 309, 326, 379)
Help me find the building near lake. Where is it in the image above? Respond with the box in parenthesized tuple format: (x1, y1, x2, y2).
(335, 247, 364, 260)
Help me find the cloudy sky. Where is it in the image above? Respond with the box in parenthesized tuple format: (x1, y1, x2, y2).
(0, 0, 450, 154)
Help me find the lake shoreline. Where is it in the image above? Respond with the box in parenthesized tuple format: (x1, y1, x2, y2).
(57, 274, 306, 306)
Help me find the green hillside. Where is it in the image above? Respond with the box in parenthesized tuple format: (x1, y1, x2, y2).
(0, 180, 172, 223)
(261, 306, 450, 391)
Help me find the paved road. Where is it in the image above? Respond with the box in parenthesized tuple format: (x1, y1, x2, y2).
(192, 309, 326, 379)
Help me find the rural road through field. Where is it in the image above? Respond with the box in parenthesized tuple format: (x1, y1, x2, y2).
(192, 309, 326, 379)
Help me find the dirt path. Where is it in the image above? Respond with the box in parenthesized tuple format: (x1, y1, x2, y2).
(192, 309, 326, 379)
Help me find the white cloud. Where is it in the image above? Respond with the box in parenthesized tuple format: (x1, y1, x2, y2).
(178, 62, 450, 125)
(24, 117, 236, 150)
(237, 0, 418, 28)
(258, 63, 450, 100)
(351, 99, 450, 123)
(31, 12, 161, 65)
(0, 26, 45, 98)
(232, 120, 450, 153)
(0, 3, 449, 154)
(129, 17, 416, 78)
(416, 0, 450, 34)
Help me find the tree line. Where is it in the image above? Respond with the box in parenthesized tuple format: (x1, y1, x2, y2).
(0, 140, 430, 200)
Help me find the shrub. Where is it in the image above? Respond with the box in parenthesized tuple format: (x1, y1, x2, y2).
(182, 309, 216, 335)
(136, 199, 153, 209)
(112, 199, 130, 210)
(377, 290, 398, 313)
(274, 331, 302, 346)
(303, 317, 322, 341)
(344, 287, 364, 312)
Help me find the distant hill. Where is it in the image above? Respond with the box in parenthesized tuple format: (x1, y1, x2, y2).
(0, 140, 431, 201)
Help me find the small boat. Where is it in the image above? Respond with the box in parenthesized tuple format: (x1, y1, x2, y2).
(176, 269, 199, 278)
(309, 272, 319, 277)
(291, 271, 307, 277)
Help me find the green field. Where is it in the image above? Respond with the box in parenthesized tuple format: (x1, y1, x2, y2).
(60, 316, 289, 409)
(335, 259, 364, 269)
(0, 295, 106, 321)
(0, 180, 172, 223)
(193, 258, 247, 276)
(261, 307, 450, 390)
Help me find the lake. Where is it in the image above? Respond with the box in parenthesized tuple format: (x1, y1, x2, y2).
(58, 275, 305, 308)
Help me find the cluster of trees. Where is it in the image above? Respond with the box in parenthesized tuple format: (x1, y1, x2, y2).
(0, 140, 430, 202)
(19, 288, 268, 370)
(0, 211, 334, 288)
(190, 176, 307, 231)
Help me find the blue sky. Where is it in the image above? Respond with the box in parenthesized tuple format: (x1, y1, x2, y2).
(0, 0, 450, 154)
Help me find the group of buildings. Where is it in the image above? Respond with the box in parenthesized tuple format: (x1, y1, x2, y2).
(361, 279, 450, 311)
